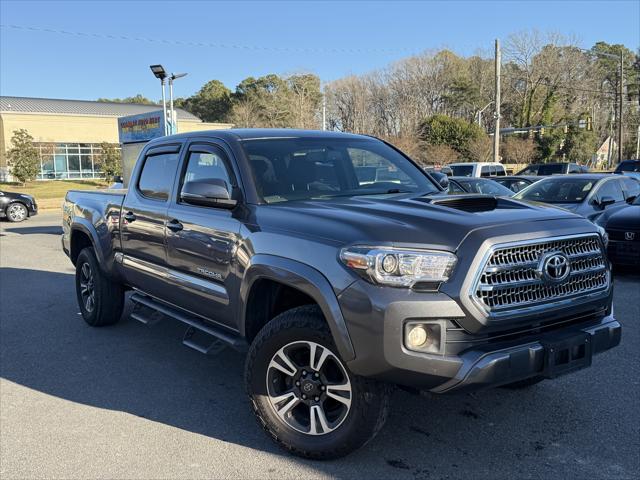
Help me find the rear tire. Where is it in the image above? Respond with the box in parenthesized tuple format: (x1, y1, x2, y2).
(75, 247, 124, 326)
(245, 305, 392, 460)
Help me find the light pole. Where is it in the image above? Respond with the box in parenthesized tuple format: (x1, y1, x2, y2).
(476, 101, 493, 128)
(169, 72, 188, 135)
(493, 39, 501, 163)
(149, 64, 168, 135)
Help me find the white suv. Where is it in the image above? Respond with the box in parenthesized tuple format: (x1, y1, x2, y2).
(449, 162, 506, 177)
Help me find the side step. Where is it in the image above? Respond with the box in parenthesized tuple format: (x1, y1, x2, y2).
(130, 293, 248, 353)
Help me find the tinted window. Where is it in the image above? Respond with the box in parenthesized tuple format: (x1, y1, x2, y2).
(182, 151, 232, 188)
(448, 181, 466, 194)
(450, 165, 473, 176)
(616, 161, 640, 173)
(480, 166, 492, 177)
(138, 152, 179, 200)
(242, 137, 437, 203)
(515, 178, 595, 203)
(595, 180, 625, 202)
(537, 164, 565, 175)
(495, 165, 506, 176)
(621, 178, 640, 199)
(518, 165, 539, 175)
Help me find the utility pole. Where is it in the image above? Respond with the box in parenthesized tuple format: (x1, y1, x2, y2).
(618, 50, 624, 163)
(322, 84, 327, 131)
(493, 39, 501, 163)
(636, 125, 639, 159)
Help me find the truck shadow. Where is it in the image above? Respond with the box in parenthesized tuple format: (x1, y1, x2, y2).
(0, 267, 631, 478)
(1, 225, 63, 235)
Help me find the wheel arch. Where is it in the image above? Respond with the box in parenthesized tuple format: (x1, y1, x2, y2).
(239, 254, 355, 361)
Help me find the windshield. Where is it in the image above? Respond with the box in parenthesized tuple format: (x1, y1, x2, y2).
(450, 165, 473, 176)
(617, 161, 640, 173)
(241, 137, 438, 203)
(537, 164, 566, 175)
(515, 177, 595, 203)
(455, 178, 515, 196)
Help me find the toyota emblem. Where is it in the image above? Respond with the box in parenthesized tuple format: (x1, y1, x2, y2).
(538, 252, 571, 283)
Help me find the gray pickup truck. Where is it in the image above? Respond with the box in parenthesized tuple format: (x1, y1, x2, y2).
(62, 129, 620, 459)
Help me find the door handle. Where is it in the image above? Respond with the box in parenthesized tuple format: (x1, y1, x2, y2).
(123, 211, 136, 223)
(167, 219, 184, 232)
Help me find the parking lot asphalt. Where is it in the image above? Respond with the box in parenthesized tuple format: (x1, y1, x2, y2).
(1, 212, 639, 480)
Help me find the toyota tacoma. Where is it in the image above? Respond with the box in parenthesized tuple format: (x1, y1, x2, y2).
(62, 129, 620, 459)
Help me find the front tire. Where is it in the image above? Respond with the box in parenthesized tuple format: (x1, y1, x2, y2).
(245, 305, 392, 459)
(75, 247, 124, 326)
(6, 202, 28, 222)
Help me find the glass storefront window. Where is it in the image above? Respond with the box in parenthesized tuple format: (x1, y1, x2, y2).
(36, 142, 118, 180)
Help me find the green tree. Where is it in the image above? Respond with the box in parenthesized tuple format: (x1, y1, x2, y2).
(7, 129, 39, 185)
(561, 123, 598, 163)
(535, 128, 565, 162)
(418, 114, 485, 159)
(97, 94, 157, 105)
(186, 80, 233, 122)
(95, 142, 122, 178)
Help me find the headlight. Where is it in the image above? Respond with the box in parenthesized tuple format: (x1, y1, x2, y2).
(340, 246, 457, 287)
(596, 226, 609, 248)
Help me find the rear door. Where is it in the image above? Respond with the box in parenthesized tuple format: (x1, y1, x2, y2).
(163, 141, 243, 328)
(120, 143, 182, 294)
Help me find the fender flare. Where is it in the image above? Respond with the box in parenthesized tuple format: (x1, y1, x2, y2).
(70, 219, 105, 264)
(239, 254, 355, 361)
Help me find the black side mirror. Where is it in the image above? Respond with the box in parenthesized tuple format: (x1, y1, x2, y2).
(626, 194, 637, 204)
(113, 175, 124, 184)
(181, 179, 237, 209)
(437, 176, 449, 189)
(597, 196, 616, 209)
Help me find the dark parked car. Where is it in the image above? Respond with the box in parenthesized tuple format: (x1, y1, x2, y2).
(62, 129, 619, 459)
(614, 159, 640, 180)
(514, 174, 637, 222)
(517, 162, 589, 176)
(493, 175, 541, 193)
(601, 195, 640, 267)
(448, 176, 516, 196)
(0, 189, 38, 222)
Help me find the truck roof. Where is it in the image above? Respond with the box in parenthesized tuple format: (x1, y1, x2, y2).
(146, 128, 372, 145)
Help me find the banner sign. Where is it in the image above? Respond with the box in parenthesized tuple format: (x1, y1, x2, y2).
(118, 110, 165, 144)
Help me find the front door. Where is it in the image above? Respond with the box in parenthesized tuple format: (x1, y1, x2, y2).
(164, 142, 242, 329)
(120, 143, 182, 295)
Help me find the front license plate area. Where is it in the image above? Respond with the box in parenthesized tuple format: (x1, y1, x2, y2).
(542, 332, 592, 378)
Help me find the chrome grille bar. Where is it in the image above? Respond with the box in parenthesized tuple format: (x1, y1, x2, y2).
(471, 234, 609, 316)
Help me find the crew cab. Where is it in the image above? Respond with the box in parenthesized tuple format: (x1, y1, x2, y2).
(62, 129, 620, 459)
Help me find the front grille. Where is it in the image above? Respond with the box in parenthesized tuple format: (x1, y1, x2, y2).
(607, 228, 640, 242)
(472, 235, 609, 315)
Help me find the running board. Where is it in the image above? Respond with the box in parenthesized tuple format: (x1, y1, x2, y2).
(130, 293, 247, 353)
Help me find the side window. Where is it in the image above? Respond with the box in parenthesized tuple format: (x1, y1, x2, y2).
(138, 152, 180, 201)
(448, 181, 465, 194)
(180, 149, 233, 198)
(621, 178, 640, 199)
(595, 180, 625, 202)
(568, 164, 580, 174)
(480, 166, 492, 177)
(496, 165, 506, 176)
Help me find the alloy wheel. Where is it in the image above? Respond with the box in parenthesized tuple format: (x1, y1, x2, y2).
(79, 262, 96, 313)
(266, 340, 352, 435)
(7, 203, 27, 222)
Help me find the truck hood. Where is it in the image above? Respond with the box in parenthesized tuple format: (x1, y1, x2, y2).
(255, 193, 587, 251)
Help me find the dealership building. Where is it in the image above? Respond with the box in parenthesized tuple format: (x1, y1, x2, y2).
(0, 96, 232, 181)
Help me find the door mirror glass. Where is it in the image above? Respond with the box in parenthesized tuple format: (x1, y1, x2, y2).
(181, 179, 237, 209)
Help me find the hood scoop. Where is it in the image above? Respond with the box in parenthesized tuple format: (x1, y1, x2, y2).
(422, 195, 529, 213)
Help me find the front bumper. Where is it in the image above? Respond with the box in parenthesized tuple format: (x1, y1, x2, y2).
(339, 279, 619, 393)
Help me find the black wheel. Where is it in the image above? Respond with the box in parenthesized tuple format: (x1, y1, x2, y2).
(6, 202, 28, 222)
(75, 247, 124, 326)
(501, 376, 545, 390)
(245, 305, 392, 460)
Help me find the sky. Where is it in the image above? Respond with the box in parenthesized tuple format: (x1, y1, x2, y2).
(1, 0, 639, 102)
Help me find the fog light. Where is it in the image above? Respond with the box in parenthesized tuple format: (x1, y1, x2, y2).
(407, 325, 428, 348)
(404, 322, 443, 353)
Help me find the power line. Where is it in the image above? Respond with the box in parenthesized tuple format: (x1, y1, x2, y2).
(0, 23, 418, 55)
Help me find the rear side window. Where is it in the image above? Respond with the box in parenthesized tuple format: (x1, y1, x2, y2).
(596, 180, 625, 202)
(138, 152, 180, 201)
(480, 166, 492, 177)
(621, 178, 640, 199)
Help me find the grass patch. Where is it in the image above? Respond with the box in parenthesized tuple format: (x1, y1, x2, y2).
(0, 180, 109, 200)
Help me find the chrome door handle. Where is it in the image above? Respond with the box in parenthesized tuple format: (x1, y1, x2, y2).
(167, 219, 183, 232)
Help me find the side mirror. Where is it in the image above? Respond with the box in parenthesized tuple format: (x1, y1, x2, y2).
(626, 195, 637, 204)
(597, 196, 616, 209)
(181, 179, 237, 209)
(437, 175, 449, 189)
(113, 175, 124, 184)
